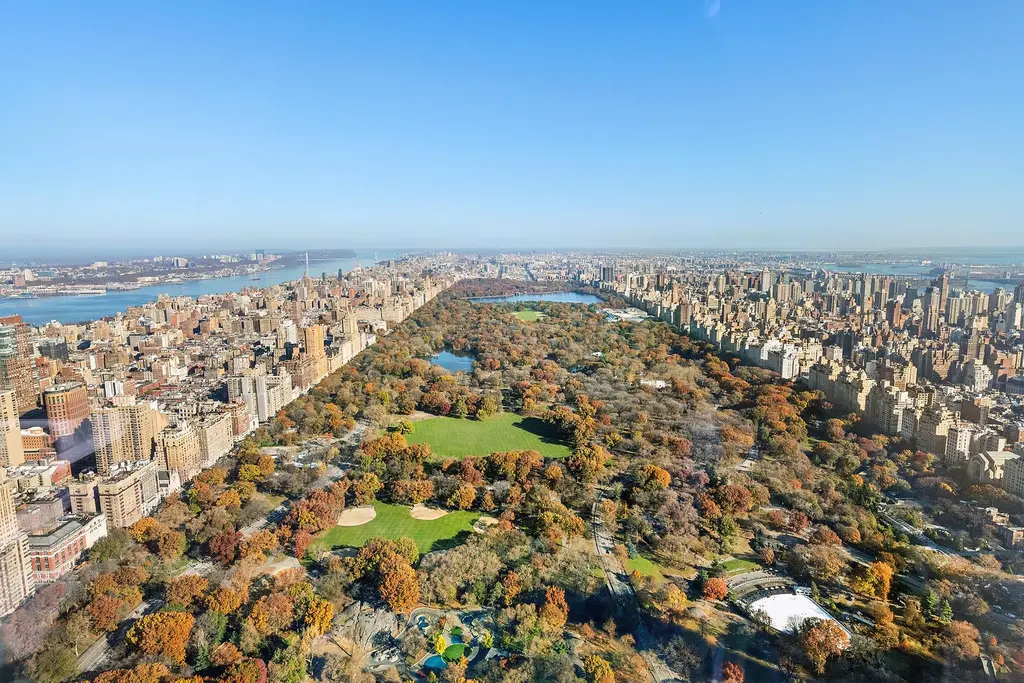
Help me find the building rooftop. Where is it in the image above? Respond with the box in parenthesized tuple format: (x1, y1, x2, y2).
(25, 516, 95, 548)
(43, 382, 84, 395)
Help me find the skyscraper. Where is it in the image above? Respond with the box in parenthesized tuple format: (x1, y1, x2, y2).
(937, 271, 950, 315)
(0, 390, 24, 468)
(91, 403, 159, 475)
(304, 324, 326, 361)
(0, 472, 35, 617)
(0, 315, 35, 415)
(921, 287, 941, 336)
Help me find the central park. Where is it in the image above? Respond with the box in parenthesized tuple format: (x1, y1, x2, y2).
(12, 282, 1000, 683)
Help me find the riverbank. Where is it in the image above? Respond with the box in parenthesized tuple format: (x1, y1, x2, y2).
(0, 250, 400, 325)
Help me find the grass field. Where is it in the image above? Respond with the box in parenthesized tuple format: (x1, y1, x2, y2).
(719, 558, 759, 574)
(627, 555, 669, 585)
(443, 644, 468, 661)
(315, 502, 480, 554)
(514, 310, 545, 322)
(405, 412, 572, 460)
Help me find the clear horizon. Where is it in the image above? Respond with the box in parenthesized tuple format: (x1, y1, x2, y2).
(2, 1, 1021, 250)
(5, 245, 1024, 266)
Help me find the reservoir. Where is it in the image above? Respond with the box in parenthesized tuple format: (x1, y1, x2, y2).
(469, 292, 602, 304)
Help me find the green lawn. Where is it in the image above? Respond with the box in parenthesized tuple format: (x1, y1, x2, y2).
(719, 558, 759, 574)
(627, 555, 668, 585)
(514, 310, 545, 322)
(314, 502, 479, 554)
(443, 644, 468, 661)
(406, 412, 572, 460)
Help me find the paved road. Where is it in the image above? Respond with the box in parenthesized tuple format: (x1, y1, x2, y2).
(77, 599, 151, 673)
(77, 560, 217, 674)
(591, 492, 680, 683)
(241, 422, 367, 538)
(710, 645, 725, 683)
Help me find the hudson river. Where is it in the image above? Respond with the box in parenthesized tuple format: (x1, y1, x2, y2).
(0, 251, 398, 326)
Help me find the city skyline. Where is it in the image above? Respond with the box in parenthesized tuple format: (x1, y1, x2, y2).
(3, 2, 1022, 250)
(1, 251, 1023, 681)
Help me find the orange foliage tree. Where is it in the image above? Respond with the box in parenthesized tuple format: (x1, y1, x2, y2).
(165, 575, 209, 608)
(539, 586, 569, 631)
(702, 577, 728, 601)
(797, 618, 849, 675)
(247, 593, 295, 635)
(93, 663, 174, 683)
(125, 611, 195, 664)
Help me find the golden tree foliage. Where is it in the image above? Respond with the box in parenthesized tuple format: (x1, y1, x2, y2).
(125, 612, 195, 664)
(378, 559, 420, 612)
(165, 575, 209, 608)
(93, 663, 174, 683)
(304, 597, 334, 636)
(583, 655, 615, 683)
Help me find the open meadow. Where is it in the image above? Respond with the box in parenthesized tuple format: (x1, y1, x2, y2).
(405, 412, 573, 460)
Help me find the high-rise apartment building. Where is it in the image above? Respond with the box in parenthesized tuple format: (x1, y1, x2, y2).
(0, 390, 25, 468)
(936, 271, 950, 315)
(36, 338, 70, 362)
(0, 315, 34, 415)
(944, 422, 977, 469)
(91, 402, 159, 475)
(0, 472, 35, 617)
(69, 462, 161, 529)
(921, 288, 941, 337)
(196, 412, 234, 467)
(304, 324, 328, 381)
(43, 383, 91, 439)
(157, 420, 203, 483)
(918, 405, 956, 456)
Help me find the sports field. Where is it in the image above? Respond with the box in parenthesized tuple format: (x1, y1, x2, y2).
(514, 310, 545, 322)
(405, 412, 572, 460)
(315, 502, 479, 554)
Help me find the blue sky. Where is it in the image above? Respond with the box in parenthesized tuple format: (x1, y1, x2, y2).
(1, 1, 1021, 252)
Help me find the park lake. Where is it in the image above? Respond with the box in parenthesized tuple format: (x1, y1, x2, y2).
(430, 349, 476, 373)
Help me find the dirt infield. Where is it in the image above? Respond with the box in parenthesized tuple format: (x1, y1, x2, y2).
(337, 506, 377, 526)
(409, 504, 449, 521)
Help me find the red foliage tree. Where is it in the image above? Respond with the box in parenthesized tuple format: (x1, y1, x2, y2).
(702, 577, 728, 601)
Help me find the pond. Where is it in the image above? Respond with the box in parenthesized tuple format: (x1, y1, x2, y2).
(424, 655, 446, 670)
(430, 350, 476, 373)
(469, 292, 602, 304)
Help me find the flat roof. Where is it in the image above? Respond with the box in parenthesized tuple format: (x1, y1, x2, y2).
(26, 518, 85, 548)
